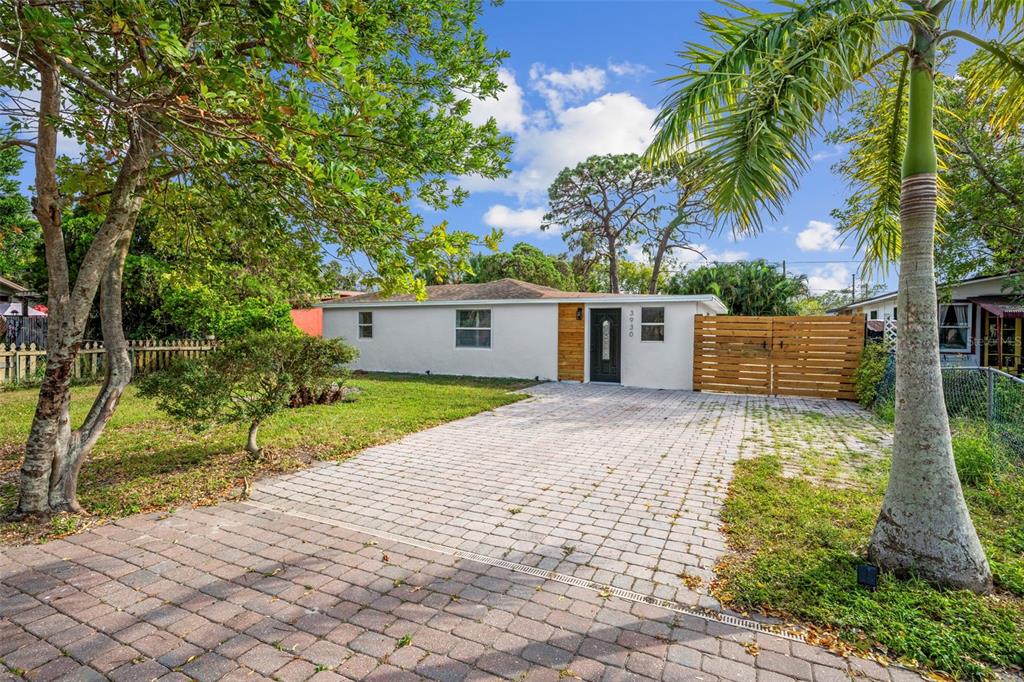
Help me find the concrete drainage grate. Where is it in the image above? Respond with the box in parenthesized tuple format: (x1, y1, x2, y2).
(241, 499, 802, 642)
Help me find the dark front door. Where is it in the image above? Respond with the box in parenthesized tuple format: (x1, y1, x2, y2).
(589, 308, 621, 383)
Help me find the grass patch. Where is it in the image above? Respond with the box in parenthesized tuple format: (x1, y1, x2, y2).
(0, 372, 532, 544)
(717, 411, 1024, 679)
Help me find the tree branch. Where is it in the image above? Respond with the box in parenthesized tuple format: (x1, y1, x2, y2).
(0, 138, 37, 150)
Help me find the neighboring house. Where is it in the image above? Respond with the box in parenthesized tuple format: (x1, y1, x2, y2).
(291, 290, 362, 337)
(0, 275, 30, 306)
(1, 275, 47, 346)
(319, 278, 726, 390)
(832, 272, 1022, 373)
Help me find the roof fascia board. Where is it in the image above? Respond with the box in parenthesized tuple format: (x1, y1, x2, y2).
(320, 295, 726, 313)
(840, 272, 1015, 310)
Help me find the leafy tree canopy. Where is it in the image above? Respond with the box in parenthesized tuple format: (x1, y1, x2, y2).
(0, 146, 37, 284)
(25, 202, 337, 339)
(664, 260, 809, 316)
(464, 242, 576, 290)
(578, 260, 667, 294)
(1, 0, 511, 296)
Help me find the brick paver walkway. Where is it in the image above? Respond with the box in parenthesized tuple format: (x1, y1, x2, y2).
(2, 504, 907, 682)
(252, 384, 753, 608)
(1, 384, 914, 681)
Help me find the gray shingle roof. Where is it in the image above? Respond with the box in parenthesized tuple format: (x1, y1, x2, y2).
(329, 278, 602, 304)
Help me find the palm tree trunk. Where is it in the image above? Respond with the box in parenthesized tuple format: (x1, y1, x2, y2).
(867, 44, 992, 593)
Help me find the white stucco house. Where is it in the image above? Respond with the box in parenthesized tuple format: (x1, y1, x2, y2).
(320, 278, 726, 390)
(832, 272, 1022, 373)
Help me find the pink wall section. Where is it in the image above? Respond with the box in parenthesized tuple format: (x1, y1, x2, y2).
(290, 308, 323, 336)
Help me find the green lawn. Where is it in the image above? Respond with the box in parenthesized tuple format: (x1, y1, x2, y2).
(719, 409, 1024, 680)
(0, 373, 532, 544)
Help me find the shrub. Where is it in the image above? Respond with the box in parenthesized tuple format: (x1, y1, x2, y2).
(853, 341, 889, 408)
(952, 423, 1004, 487)
(139, 330, 357, 458)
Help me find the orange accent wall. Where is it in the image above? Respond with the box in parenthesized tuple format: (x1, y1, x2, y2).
(290, 308, 323, 336)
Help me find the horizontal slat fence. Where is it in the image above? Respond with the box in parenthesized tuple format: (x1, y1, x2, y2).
(693, 316, 773, 395)
(694, 315, 864, 400)
(771, 316, 864, 400)
(1, 339, 214, 386)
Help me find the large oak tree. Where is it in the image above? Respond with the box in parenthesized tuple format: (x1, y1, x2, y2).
(0, 0, 509, 518)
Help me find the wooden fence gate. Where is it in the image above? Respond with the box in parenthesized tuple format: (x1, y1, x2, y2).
(693, 315, 865, 400)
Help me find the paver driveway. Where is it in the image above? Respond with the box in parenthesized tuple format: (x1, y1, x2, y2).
(1, 383, 910, 681)
(251, 383, 752, 608)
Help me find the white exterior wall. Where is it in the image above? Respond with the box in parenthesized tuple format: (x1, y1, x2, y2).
(849, 276, 1015, 367)
(859, 299, 898, 321)
(323, 303, 559, 380)
(584, 301, 707, 391)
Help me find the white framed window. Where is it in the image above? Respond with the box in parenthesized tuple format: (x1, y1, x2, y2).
(640, 307, 665, 342)
(869, 310, 878, 320)
(358, 311, 373, 339)
(456, 309, 491, 348)
(938, 303, 970, 351)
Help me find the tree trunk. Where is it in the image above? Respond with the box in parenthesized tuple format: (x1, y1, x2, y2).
(13, 117, 157, 519)
(649, 219, 677, 294)
(607, 235, 620, 294)
(246, 421, 263, 460)
(46, 226, 138, 511)
(867, 40, 992, 593)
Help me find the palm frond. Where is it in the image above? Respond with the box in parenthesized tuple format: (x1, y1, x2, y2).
(954, 35, 1024, 132)
(645, 0, 902, 233)
(959, 0, 1024, 35)
(832, 55, 908, 274)
(829, 62, 953, 277)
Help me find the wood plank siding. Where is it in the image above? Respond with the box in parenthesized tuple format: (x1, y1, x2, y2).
(557, 303, 585, 381)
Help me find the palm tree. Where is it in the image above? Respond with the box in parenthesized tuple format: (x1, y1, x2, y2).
(646, 0, 1024, 593)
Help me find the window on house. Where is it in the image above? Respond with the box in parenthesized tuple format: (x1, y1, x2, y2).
(869, 310, 878, 320)
(894, 307, 898, 320)
(456, 309, 491, 348)
(641, 307, 665, 341)
(938, 303, 970, 351)
(358, 311, 373, 339)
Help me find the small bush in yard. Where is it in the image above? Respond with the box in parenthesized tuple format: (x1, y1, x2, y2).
(852, 342, 889, 408)
(139, 330, 357, 459)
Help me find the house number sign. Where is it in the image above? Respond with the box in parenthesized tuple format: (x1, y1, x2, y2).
(628, 309, 635, 338)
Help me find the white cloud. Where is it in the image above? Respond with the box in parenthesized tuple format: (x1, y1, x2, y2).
(796, 219, 844, 252)
(482, 204, 549, 237)
(461, 91, 658, 200)
(807, 263, 851, 292)
(624, 243, 649, 263)
(811, 144, 846, 162)
(529, 64, 606, 112)
(466, 67, 529, 134)
(608, 60, 652, 78)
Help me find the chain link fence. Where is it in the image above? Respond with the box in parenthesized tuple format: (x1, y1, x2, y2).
(875, 356, 1024, 458)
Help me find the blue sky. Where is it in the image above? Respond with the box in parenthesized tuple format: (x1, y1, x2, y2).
(442, 0, 895, 295)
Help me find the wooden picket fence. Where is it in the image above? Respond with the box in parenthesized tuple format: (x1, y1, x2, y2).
(693, 315, 865, 400)
(0, 339, 214, 386)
